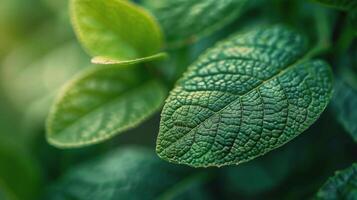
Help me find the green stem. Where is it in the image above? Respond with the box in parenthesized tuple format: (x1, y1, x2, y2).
(306, 8, 331, 59)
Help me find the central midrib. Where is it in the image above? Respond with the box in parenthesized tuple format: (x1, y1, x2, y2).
(52, 80, 156, 136)
(161, 52, 313, 154)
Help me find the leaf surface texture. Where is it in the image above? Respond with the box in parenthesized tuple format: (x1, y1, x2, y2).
(47, 66, 166, 148)
(157, 25, 333, 167)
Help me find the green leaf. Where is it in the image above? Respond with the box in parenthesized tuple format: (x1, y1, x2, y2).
(331, 69, 357, 142)
(157, 25, 333, 167)
(315, 163, 357, 199)
(70, 0, 163, 61)
(91, 52, 168, 65)
(46, 65, 167, 148)
(143, 0, 246, 45)
(312, 0, 357, 11)
(48, 147, 212, 200)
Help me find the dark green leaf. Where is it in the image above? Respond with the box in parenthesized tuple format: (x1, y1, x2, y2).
(71, 0, 163, 62)
(143, 0, 247, 45)
(312, 0, 357, 11)
(48, 147, 212, 200)
(315, 163, 357, 199)
(157, 25, 333, 167)
(331, 69, 357, 142)
(46, 65, 167, 148)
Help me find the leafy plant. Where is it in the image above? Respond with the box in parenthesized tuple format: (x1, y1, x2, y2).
(0, 0, 356, 199)
(316, 163, 357, 199)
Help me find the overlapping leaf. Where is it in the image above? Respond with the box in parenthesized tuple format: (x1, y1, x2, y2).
(313, 0, 357, 11)
(331, 70, 357, 142)
(143, 0, 247, 45)
(48, 147, 212, 200)
(70, 0, 163, 62)
(47, 65, 167, 148)
(315, 163, 357, 199)
(157, 25, 333, 167)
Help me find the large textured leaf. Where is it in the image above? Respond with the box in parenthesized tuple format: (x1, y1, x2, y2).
(157, 25, 333, 167)
(48, 147, 212, 200)
(47, 65, 166, 148)
(70, 0, 163, 62)
(312, 0, 357, 11)
(143, 0, 246, 45)
(315, 163, 357, 199)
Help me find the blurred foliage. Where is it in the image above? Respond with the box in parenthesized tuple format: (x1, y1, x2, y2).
(0, 0, 356, 199)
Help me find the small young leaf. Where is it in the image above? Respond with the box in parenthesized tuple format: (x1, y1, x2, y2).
(48, 147, 212, 200)
(70, 0, 163, 61)
(157, 25, 333, 167)
(47, 65, 167, 148)
(143, 0, 247, 45)
(315, 163, 357, 199)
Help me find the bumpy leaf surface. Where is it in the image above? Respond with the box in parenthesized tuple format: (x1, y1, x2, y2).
(157, 25, 333, 167)
(48, 147, 211, 200)
(316, 163, 357, 199)
(143, 0, 246, 45)
(47, 66, 166, 148)
(71, 0, 163, 61)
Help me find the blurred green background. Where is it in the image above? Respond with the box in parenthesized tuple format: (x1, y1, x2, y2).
(0, 0, 356, 200)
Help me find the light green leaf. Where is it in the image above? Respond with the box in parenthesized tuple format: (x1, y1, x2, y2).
(331, 69, 357, 142)
(91, 52, 168, 65)
(46, 65, 167, 148)
(70, 0, 163, 61)
(48, 147, 212, 200)
(143, 0, 246, 45)
(157, 25, 333, 167)
(312, 0, 357, 11)
(315, 163, 357, 199)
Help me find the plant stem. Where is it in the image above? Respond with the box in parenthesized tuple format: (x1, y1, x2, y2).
(306, 8, 332, 59)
